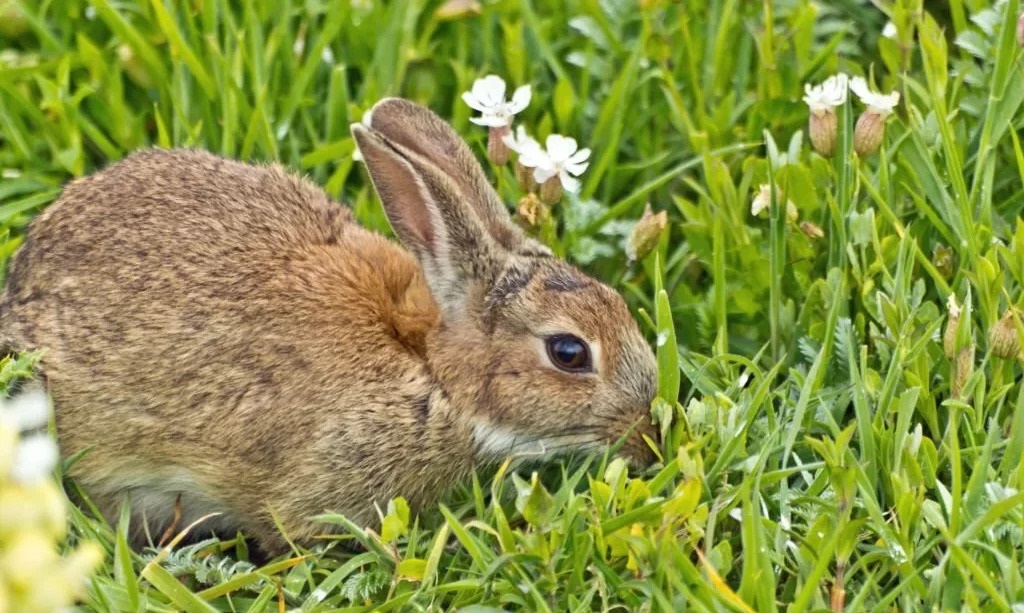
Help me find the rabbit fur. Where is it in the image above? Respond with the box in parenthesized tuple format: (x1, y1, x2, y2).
(0, 98, 659, 554)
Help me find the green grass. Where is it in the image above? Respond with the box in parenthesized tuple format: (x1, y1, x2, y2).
(2, 0, 1024, 610)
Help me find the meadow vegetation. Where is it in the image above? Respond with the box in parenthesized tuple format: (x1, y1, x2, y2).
(2, 0, 1024, 610)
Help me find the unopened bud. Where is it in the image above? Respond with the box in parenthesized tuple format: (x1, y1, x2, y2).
(932, 244, 955, 279)
(1018, 12, 1024, 47)
(487, 125, 511, 165)
(539, 177, 563, 205)
(0, 0, 28, 40)
(799, 221, 825, 240)
(809, 108, 838, 157)
(943, 294, 961, 358)
(516, 193, 548, 229)
(989, 309, 1022, 359)
(626, 203, 668, 262)
(854, 110, 886, 156)
(786, 200, 799, 224)
(515, 160, 536, 193)
(435, 0, 482, 20)
(117, 44, 154, 89)
(952, 347, 973, 399)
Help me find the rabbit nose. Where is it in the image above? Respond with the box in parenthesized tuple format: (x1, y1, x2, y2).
(619, 415, 659, 468)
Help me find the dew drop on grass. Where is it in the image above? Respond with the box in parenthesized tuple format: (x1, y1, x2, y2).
(656, 331, 669, 347)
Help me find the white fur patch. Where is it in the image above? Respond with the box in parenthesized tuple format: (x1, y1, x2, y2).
(472, 423, 519, 457)
(472, 422, 601, 461)
(109, 470, 239, 541)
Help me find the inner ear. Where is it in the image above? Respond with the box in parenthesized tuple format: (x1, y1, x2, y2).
(352, 126, 439, 257)
(363, 98, 530, 251)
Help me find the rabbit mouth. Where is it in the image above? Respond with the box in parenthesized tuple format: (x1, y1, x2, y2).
(471, 422, 613, 462)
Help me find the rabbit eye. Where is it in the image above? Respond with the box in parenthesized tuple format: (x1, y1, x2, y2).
(545, 334, 592, 373)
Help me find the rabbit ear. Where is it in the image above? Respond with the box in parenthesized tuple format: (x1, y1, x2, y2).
(352, 122, 507, 320)
(360, 98, 551, 258)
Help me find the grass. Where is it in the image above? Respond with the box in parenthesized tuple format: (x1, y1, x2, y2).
(2, 0, 1024, 610)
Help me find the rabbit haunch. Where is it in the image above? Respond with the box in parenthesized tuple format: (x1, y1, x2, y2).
(0, 97, 658, 554)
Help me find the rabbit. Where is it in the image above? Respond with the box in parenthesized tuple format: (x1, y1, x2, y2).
(0, 97, 659, 555)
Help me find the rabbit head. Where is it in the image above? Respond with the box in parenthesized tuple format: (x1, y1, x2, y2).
(353, 98, 659, 466)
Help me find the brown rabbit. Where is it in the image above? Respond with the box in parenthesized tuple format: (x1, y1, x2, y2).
(0, 98, 659, 554)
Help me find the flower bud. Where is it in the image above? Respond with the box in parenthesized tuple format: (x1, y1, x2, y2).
(0, 0, 28, 40)
(487, 125, 511, 166)
(516, 193, 548, 229)
(799, 221, 825, 240)
(515, 159, 536, 193)
(952, 347, 973, 399)
(435, 0, 482, 20)
(943, 294, 960, 358)
(989, 309, 1021, 359)
(626, 203, 668, 262)
(786, 200, 799, 224)
(932, 244, 955, 279)
(854, 110, 886, 156)
(809, 108, 838, 157)
(1018, 12, 1024, 48)
(117, 44, 155, 90)
(539, 176, 563, 205)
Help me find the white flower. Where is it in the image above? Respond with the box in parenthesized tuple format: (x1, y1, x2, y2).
(0, 388, 51, 432)
(10, 433, 59, 484)
(462, 75, 531, 128)
(502, 125, 543, 156)
(803, 73, 849, 114)
(751, 184, 798, 221)
(751, 184, 772, 217)
(850, 76, 900, 115)
(518, 134, 591, 193)
(882, 21, 898, 39)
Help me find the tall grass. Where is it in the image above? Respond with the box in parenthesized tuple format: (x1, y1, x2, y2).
(2, 0, 1024, 610)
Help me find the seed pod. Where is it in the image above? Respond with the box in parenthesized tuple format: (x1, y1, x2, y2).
(487, 125, 511, 166)
(853, 110, 886, 156)
(952, 347, 973, 399)
(943, 294, 960, 359)
(515, 159, 536, 193)
(809, 109, 838, 157)
(989, 309, 1021, 359)
(539, 176, 563, 205)
(626, 203, 668, 262)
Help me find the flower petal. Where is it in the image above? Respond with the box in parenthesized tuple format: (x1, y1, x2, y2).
(470, 114, 510, 127)
(0, 388, 51, 432)
(545, 134, 577, 162)
(509, 85, 532, 114)
(849, 76, 871, 102)
(558, 171, 581, 193)
(532, 165, 557, 184)
(462, 91, 488, 112)
(473, 75, 507, 107)
(10, 433, 59, 484)
(563, 160, 589, 177)
(567, 148, 591, 165)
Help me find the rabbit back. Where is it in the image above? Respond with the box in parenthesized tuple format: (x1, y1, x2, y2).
(0, 148, 454, 549)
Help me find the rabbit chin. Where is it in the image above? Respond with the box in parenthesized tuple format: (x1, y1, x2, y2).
(471, 422, 604, 464)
